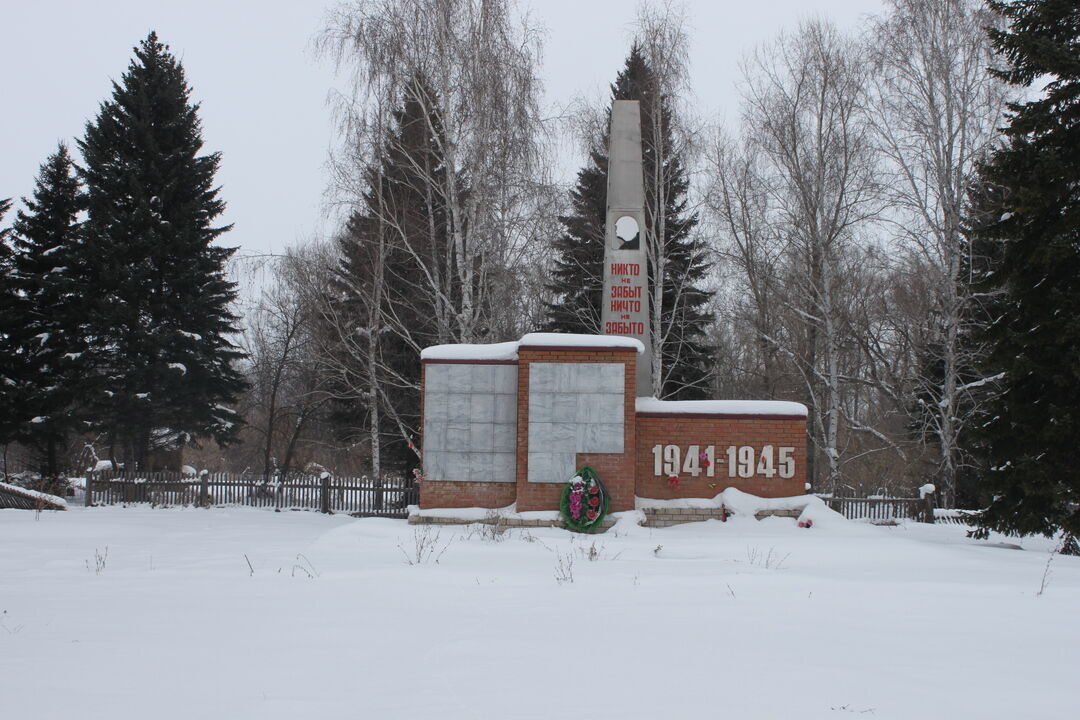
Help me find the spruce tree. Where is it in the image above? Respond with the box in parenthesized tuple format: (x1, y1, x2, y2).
(544, 45, 713, 398)
(543, 145, 607, 335)
(10, 144, 87, 476)
(970, 0, 1080, 545)
(332, 76, 451, 478)
(78, 32, 246, 466)
(0, 198, 19, 448)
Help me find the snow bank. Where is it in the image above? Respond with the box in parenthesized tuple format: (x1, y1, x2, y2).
(0, 481, 67, 509)
(636, 397, 808, 417)
(637, 488, 843, 526)
(2, 505, 1077, 719)
(408, 503, 564, 522)
(414, 490, 840, 528)
(609, 509, 648, 533)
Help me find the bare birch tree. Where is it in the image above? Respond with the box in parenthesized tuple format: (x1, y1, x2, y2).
(705, 136, 785, 399)
(864, 0, 1011, 505)
(314, 0, 553, 477)
(632, 2, 713, 397)
(320, 0, 549, 345)
(240, 251, 330, 478)
(737, 20, 881, 490)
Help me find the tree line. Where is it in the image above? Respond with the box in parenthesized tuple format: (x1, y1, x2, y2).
(1, 1, 1077, 546)
(0, 33, 245, 482)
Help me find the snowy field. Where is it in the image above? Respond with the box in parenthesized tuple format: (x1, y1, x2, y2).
(2, 506, 1077, 719)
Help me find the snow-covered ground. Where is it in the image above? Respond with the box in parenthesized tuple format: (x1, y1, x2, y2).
(1, 506, 1077, 719)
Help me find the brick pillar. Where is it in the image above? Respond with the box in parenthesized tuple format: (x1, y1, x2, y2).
(515, 345, 638, 512)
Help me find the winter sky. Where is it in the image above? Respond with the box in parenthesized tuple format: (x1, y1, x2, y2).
(1, 0, 882, 262)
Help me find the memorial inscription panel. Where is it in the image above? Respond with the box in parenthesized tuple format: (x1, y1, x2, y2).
(423, 363, 517, 483)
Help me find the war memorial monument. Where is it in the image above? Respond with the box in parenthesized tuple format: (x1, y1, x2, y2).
(415, 101, 807, 528)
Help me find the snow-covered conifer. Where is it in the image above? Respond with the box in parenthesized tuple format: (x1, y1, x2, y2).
(9, 144, 86, 475)
(970, 0, 1080, 546)
(77, 32, 246, 466)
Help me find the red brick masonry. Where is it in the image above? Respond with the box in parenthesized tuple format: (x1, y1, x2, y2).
(515, 345, 638, 512)
(635, 413, 805, 499)
(419, 341, 806, 510)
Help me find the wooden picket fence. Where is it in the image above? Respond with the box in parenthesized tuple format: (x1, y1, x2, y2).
(825, 496, 935, 524)
(933, 508, 981, 526)
(0, 481, 67, 511)
(85, 471, 417, 517)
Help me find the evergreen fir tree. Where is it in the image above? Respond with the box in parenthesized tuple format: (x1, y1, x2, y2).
(543, 144, 607, 335)
(969, 0, 1080, 545)
(333, 76, 452, 478)
(77, 32, 246, 466)
(0, 198, 20, 447)
(544, 45, 713, 398)
(9, 144, 87, 476)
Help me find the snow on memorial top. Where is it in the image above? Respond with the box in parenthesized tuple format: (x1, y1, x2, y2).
(635, 397, 808, 417)
(517, 333, 643, 353)
(420, 341, 519, 362)
(420, 333, 644, 361)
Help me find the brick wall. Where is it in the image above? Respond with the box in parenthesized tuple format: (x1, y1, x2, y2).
(515, 346, 638, 512)
(635, 414, 806, 499)
(419, 480, 518, 509)
(419, 342, 806, 511)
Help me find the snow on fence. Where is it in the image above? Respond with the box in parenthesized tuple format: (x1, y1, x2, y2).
(0, 481, 68, 511)
(933, 508, 981, 526)
(825, 496, 935, 524)
(85, 471, 418, 517)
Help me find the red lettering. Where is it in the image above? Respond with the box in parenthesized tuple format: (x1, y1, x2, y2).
(609, 285, 642, 299)
(609, 300, 642, 313)
(610, 263, 640, 276)
(605, 321, 646, 335)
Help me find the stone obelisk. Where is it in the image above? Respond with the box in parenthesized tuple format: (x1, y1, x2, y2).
(602, 100, 653, 397)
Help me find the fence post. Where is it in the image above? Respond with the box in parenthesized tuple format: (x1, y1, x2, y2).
(320, 473, 331, 514)
(199, 472, 209, 508)
(84, 474, 93, 507)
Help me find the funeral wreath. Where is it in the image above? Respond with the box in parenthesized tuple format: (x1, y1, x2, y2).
(560, 466, 609, 532)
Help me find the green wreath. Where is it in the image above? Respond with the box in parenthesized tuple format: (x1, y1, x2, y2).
(560, 465, 610, 532)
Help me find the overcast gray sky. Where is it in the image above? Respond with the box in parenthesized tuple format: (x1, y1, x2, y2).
(1, 0, 882, 260)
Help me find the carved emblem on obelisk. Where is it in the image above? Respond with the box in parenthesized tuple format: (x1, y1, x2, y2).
(601, 100, 653, 397)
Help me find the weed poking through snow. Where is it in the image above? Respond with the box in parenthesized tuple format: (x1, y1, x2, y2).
(553, 549, 575, 585)
(1, 610, 24, 635)
(399, 526, 452, 565)
(576, 539, 621, 562)
(745, 545, 790, 570)
(291, 553, 319, 579)
(463, 512, 509, 542)
(86, 546, 108, 575)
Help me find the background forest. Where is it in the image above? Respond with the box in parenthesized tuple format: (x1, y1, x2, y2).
(2, 0, 1077, 540)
